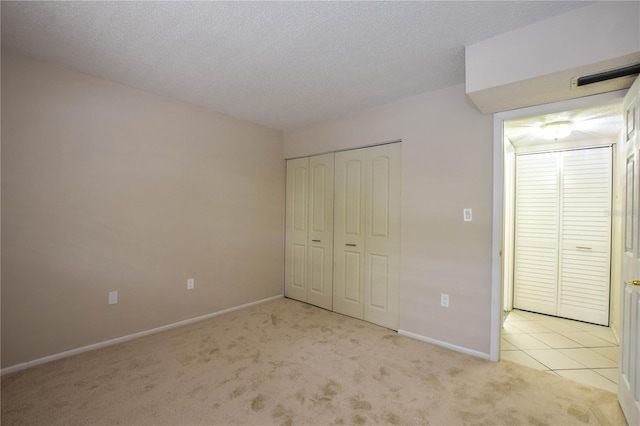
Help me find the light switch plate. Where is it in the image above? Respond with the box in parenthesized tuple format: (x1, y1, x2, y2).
(463, 208, 472, 222)
(108, 291, 118, 305)
(441, 293, 449, 307)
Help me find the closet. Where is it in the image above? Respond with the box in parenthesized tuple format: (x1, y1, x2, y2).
(513, 146, 612, 325)
(284, 143, 401, 330)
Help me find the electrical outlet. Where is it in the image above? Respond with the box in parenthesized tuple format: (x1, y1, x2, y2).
(109, 291, 118, 305)
(441, 293, 449, 308)
(187, 278, 195, 290)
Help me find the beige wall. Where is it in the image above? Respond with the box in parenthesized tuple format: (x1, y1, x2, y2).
(1, 50, 285, 368)
(284, 85, 494, 355)
(466, 2, 640, 114)
(466, 2, 640, 94)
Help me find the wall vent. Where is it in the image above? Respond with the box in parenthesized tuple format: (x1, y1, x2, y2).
(571, 63, 640, 89)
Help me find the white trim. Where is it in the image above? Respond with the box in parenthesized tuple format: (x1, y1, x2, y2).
(490, 90, 627, 363)
(611, 321, 620, 345)
(1, 294, 283, 376)
(490, 114, 504, 362)
(398, 329, 490, 361)
(285, 139, 401, 160)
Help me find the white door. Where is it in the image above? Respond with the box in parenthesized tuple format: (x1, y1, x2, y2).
(334, 143, 401, 330)
(620, 76, 640, 426)
(363, 144, 401, 329)
(285, 154, 334, 310)
(285, 158, 309, 303)
(513, 152, 560, 316)
(307, 154, 334, 310)
(513, 148, 612, 325)
(558, 147, 612, 325)
(333, 148, 366, 320)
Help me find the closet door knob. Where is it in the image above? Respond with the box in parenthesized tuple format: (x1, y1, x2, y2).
(312, 239, 321, 242)
(346, 243, 357, 247)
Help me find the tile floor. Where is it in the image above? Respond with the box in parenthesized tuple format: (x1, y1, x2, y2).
(501, 309, 619, 393)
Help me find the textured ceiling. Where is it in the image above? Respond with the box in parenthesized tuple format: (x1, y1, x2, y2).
(1, 1, 592, 130)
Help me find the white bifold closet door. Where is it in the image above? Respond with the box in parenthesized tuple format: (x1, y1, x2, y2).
(333, 143, 401, 330)
(514, 147, 612, 325)
(514, 152, 560, 317)
(284, 153, 334, 310)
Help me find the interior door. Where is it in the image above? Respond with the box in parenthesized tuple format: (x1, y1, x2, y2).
(285, 157, 309, 302)
(513, 152, 560, 316)
(620, 76, 640, 426)
(333, 143, 401, 329)
(558, 147, 612, 326)
(513, 148, 612, 325)
(307, 153, 334, 310)
(363, 143, 401, 330)
(333, 149, 366, 320)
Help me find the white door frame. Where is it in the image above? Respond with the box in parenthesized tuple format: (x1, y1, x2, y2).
(490, 90, 626, 361)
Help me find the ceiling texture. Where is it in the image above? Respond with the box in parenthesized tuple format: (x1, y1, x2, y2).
(2, 1, 593, 131)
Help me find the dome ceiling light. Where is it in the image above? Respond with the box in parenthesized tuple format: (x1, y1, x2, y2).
(541, 121, 573, 140)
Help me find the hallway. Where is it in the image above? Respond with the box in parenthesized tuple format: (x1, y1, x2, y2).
(501, 309, 618, 393)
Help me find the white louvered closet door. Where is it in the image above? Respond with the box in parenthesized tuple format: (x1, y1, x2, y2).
(513, 148, 612, 325)
(558, 147, 612, 325)
(513, 152, 560, 316)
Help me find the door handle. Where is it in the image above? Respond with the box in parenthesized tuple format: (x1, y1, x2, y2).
(311, 239, 321, 242)
(628, 280, 640, 286)
(576, 246, 592, 250)
(346, 243, 357, 247)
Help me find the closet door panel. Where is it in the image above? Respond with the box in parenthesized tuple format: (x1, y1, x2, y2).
(307, 153, 334, 310)
(558, 147, 612, 325)
(309, 246, 327, 298)
(343, 251, 362, 302)
(285, 158, 309, 302)
(513, 152, 560, 316)
(369, 254, 389, 309)
(334, 150, 366, 319)
(292, 244, 307, 290)
(345, 160, 363, 235)
(364, 144, 401, 330)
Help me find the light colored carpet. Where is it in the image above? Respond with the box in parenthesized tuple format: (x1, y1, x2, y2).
(1, 298, 627, 425)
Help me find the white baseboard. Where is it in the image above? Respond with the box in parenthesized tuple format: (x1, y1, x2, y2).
(610, 323, 620, 345)
(1, 294, 283, 376)
(398, 329, 491, 361)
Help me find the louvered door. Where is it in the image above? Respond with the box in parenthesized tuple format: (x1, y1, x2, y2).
(558, 147, 611, 325)
(513, 152, 560, 316)
(513, 148, 612, 325)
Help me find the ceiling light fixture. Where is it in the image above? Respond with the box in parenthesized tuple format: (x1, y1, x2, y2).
(541, 121, 572, 140)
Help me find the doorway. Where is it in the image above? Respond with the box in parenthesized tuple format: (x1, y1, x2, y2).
(492, 93, 625, 391)
(489, 91, 626, 363)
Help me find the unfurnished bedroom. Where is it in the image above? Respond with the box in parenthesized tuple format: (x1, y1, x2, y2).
(1, 1, 639, 425)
